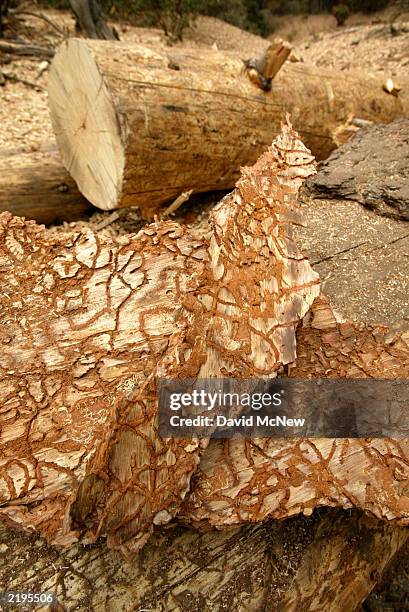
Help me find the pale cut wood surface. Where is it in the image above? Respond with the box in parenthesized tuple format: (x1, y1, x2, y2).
(48, 38, 409, 218)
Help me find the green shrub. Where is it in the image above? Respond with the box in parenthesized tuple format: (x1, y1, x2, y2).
(332, 2, 349, 24)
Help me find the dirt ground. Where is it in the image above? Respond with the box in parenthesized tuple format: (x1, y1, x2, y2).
(1, 4, 409, 610)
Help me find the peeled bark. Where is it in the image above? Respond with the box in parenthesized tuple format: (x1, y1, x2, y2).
(0, 148, 93, 225)
(183, 296, 409, 529)
(48, 38, 409, 218)
(0, 123, 320, 558)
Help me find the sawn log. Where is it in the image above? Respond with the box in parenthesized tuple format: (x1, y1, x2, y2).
(48, 38, 409, 218)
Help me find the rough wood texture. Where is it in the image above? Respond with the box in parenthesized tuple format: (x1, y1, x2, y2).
(183, 296, 409, 529)
(48, 38, 409, 218)
(0, 148, 94, 225)
(69, 0, 118, 40)
(0, 41, 54, 59)
(305, 119, 409, 221)
(0, 510, 407, 611)
(0, 123, 319, 558)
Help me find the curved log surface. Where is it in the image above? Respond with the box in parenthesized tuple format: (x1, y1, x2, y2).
(48, 38, 409, 218)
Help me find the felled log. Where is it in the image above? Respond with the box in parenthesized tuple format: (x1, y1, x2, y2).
(1, 510, 407, 611)
(0, 41, 54, 59)
(0, 122, 320, 558)
(0, 147, 94, 224)
(183, 296, 409, 529)
(47, 38, 409, 218)
(305, 118, 409, 221)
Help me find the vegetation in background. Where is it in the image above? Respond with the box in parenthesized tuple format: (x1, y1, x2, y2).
(332, 2, 350, 25)
(15, 0, 398, 43)
(268, 0, 390, 12)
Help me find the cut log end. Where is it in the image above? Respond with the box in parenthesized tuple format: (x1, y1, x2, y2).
(48, 38, 125, 211)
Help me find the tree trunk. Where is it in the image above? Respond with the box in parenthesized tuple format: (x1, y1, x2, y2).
(48, 38, 409, 218)
(0, 0, 9, 38)
(0, 510, 407, 611)
(0, 147, 93, 224)
(69, 0, 118, 40)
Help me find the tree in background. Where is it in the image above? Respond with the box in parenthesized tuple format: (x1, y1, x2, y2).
(0, 0, 8, 36)
(69, 0, 118, 38)
(332, 2, 349, 25)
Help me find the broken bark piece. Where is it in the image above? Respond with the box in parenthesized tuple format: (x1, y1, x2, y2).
(94, 123, 319, 558)
(192, 120, 320, 378)
(260, 38, 292, 80)
(48, 38, 409, 218)
(1, 509, 407, 611)
(244, 39, 291, 91)
(0, 212, 207, 552)
(0, 147, 94, 225)
(183, 296, 409, 529)
(305, 119, 409, 221)
(0, 123, 319, 557)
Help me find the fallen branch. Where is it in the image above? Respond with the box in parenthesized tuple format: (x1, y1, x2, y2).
(162, 189, 193, 217)
(10, 9, 67, 37)
(0, 41, 54, 58)
(2, 71, 45, 91)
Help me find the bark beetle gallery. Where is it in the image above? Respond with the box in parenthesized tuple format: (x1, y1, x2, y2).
(0, 122, 408, 561)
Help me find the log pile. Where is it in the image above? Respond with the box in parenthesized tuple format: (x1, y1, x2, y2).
(47, 38, 409, 219)
(1, 123, 409, 576)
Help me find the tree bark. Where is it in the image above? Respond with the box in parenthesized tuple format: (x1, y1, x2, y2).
(0, 510, 407, 611)
(48, 38, 409, 218)
(1, 123, 409, 569)
(305, 118, 409, 221)
(183, 296, 409, 529)
(0, 147, 93, 224)
(69, 0, 118, 40)
(0, 123, 320, 558)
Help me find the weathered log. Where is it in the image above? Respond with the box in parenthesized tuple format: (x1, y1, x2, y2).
(0, 148, 94, 224)
(0, 123, 319, 558)
(183, 296, 409, 529)
(0, 41, 54, 59)
(0, 510, 407, 611)
(48, 38, 409, 218)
